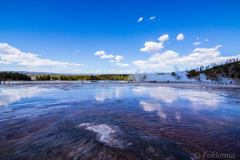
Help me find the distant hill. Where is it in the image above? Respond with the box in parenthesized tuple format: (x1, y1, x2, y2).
(35, 74, 129, 81)
(187, 60, 240, 82)
(5, 71, 97, 76)
(19, 71, 60, 76)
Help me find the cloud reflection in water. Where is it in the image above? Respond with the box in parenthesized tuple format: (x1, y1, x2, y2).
(133, 87, 224, 109)
(95, 87, 123, 102)
(140, 100, 167, 120)
(0, 87, 51, 106)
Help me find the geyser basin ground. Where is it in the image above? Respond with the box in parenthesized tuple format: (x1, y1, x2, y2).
(0, 82, 240, 159)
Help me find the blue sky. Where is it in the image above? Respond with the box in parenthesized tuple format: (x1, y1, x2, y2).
(0, 0, 240, 74)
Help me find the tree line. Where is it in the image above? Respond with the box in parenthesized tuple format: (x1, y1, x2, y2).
(35, 74, 129, 81)
(187, 58, 240, 79)
(195, 58, 239, 72)
(0, 71, 31, 81)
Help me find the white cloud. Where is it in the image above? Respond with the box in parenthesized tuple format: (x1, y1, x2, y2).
(140, 41, 164, 53)
(76, 50, 79, 52)
(71, 63, 83, 66)
(96, 69, 102, 72)
(116, 63, 129, 67)
(147, 46, 224, 67)
(133, 60, 148, 67)
(166, 45, 240, 66)
(140, 34, 169, 53)
(0, 60, 12, 64)
(176, 33, 184, 41)
(149, 16, 156, 20)
(196, 38, 199, 40)
(133, 45, 240, 69)
(158, 34, 169, 42)
(94, 50, 114, 59)
(100, 54, 114, 59)
(0, 43, 84, 66)
(149, 50, 179, 63)
(133, 60, 167, 69)
(110, 60, 115, 63)
(205, 39, 208, 41)
(117, 70, 136, 73)
(138, 17, 143, 22)
(94, 50, 105, 56)
(73, 69, 81, 72)
(115, 55, 123, 62)
(109, 70, 115, 72)
(193, 42, 202, 45)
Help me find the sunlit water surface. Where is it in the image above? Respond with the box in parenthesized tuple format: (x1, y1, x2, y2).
(0, 83, 240, 159)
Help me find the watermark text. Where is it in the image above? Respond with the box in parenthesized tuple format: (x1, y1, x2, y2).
(193, 152, 235, 159)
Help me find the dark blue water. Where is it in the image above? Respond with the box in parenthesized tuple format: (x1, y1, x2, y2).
(0, 83, 239, 159)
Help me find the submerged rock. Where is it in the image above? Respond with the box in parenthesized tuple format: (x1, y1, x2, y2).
(76, 120, 192, 160)
(78, 123, 123, 149)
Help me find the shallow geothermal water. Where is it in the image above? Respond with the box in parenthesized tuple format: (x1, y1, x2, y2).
(0, 82, 240, 159)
